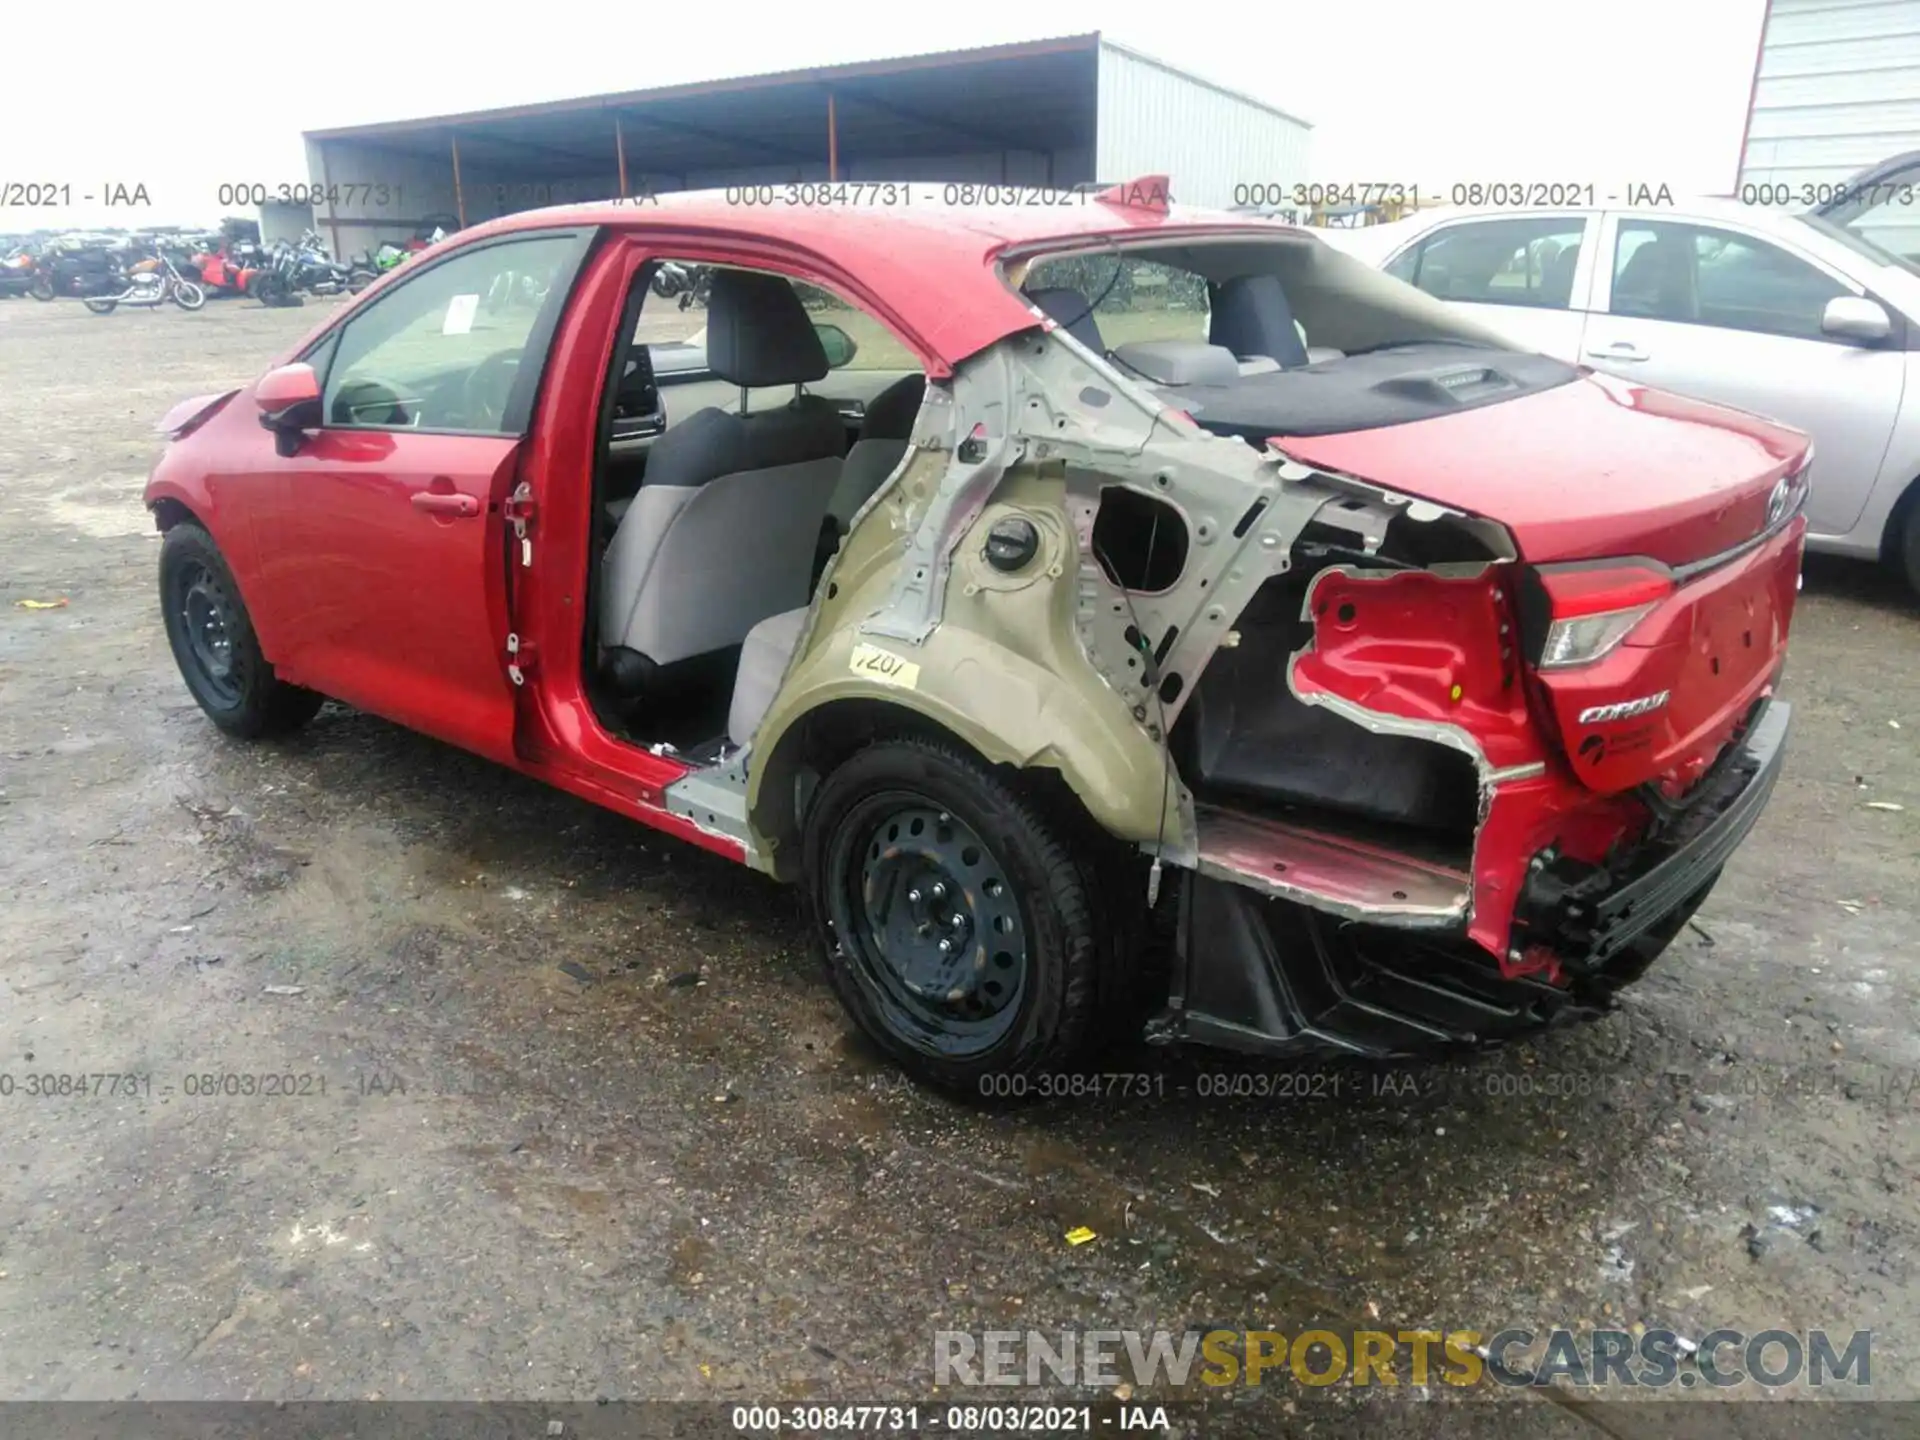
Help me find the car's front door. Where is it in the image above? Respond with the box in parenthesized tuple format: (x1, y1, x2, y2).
(1382, 211, 1598, 360)
(266, 229, 590, 763)
(1582, 214, 1904, 539)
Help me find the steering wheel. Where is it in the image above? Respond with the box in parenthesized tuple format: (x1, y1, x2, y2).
(461, 350, 522, 428)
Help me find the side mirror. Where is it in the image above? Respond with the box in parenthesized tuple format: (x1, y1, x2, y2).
(814, 321, 859, 369)
(256, 362, 321, 455)
(1822, 295, 1892, 343)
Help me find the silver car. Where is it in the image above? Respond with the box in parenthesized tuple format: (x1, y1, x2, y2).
(1318, 193, 1920, 595)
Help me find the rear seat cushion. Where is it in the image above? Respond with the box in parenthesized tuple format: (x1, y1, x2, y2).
(728, 607, 810, 745)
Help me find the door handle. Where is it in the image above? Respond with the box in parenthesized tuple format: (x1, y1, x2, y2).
(412, 491, 479, 517)
(1584, 341, 1650, 362)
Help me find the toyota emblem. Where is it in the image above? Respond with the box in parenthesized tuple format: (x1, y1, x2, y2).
(1767, 477, 1792, 527)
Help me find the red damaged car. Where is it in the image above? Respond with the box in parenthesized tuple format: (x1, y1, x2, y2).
(143, 180, 1804, 1091)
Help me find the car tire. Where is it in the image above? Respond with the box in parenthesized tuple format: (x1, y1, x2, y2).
(1900, 496, 1920, 599)
(159, 523, 324, 739)
(802, 737, 1112, 1096)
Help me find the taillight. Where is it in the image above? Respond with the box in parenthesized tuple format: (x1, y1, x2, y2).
(1521, 559, 1674, 670)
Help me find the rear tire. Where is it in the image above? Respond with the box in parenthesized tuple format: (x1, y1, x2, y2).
(83, 296, 117, 314)
(802, 738, 1113, 1096)
(159, 523, 324, 739)
(28, 278, 53, 301)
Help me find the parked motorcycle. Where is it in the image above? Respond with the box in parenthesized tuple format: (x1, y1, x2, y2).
(649, 261, 711, 311)
(252, 240, 306, 307)
(289, 230, 374, 296)
(190, 240, 266, 299)
(27, 241, 123, 302)
(0, 245, 38, 297)
(82, 248, 205, 314)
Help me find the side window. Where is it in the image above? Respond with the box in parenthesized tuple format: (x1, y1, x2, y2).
(1610, 220, 1849, 341)
(1401, 217, 1587, 309)
(1384, 245, 1420, 284)
(322, 234, 578, 433)
(631, 265, 918, 379)
(789, 279, 919, 370)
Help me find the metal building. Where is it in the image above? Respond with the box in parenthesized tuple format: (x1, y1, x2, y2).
(300, 34, 1310, 260)
(1737, 0, 1920, 189)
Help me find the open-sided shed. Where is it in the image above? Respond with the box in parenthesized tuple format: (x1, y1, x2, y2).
(301, 34, 1311, 257)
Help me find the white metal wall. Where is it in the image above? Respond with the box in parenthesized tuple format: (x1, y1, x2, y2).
(1094, 41, 1311, 210)
(1740, 0, 1920, 185)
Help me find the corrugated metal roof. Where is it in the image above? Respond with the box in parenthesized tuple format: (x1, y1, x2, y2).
(304, 35, 1102, 140)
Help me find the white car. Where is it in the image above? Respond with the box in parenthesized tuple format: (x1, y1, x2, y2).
(1318, 195, 1920, 594)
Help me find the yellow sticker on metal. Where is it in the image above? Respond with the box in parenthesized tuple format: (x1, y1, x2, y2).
(849, 643, 921, 690)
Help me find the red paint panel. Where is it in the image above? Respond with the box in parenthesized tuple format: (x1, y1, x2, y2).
(1533, 520, 1803, 793)
(1289, 567, 1546, 774)
(1273, 373, 1810, 568)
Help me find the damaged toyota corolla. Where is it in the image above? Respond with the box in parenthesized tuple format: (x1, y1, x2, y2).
(144, 179, 1805, 1092)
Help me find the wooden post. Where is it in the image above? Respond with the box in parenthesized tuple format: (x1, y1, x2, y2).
(451, 132, 466, 228)
(827, 91, 838, 181)
(615, 114, 629, 200)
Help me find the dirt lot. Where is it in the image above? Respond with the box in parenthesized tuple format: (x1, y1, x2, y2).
(0, 296, 1916, 1436)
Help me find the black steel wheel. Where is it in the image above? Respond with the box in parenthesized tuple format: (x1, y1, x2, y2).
(803, 737, 1111, 1094)
(159, 523, 324, 738)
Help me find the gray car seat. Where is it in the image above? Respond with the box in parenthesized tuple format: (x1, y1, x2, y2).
(599, 269, 846, 697)
(826, 371, 926, 529)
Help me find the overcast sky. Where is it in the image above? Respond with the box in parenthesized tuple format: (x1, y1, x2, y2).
(1, 0, 1768, 230)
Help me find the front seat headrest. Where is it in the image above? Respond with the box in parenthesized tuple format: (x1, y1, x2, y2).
(1209, 273, 1309, 369)
(707, 269, 830, 388)
(1024, 286, 1105, 353)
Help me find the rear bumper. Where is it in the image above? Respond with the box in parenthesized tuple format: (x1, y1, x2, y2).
(1146, 700, 1789, 1060)
(1513, 698, 1789, 969)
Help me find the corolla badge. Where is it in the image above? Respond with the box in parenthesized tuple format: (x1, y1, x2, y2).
(1578, 691, 1670, 725)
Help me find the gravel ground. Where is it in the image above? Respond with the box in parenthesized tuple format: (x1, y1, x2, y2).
(0, 295, 1916, 1437)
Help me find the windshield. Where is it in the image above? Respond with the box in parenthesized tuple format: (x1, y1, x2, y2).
(1798, 209, 1920, 279)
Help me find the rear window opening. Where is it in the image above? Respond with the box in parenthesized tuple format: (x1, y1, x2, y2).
(1092, 486, 1188, 591)
(1009, 234, 1576, 438)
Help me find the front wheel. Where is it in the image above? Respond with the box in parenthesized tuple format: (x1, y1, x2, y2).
(1898, 497, 1920, 600)
(345, 268, 375, 294)
(172, 280, 205, 311)
(802, 738, 1112, 1094)
(159, 523, 325, 739)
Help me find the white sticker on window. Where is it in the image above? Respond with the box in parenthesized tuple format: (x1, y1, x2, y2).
(849, 643, 920, 690)
(443, 293, 480, 335)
